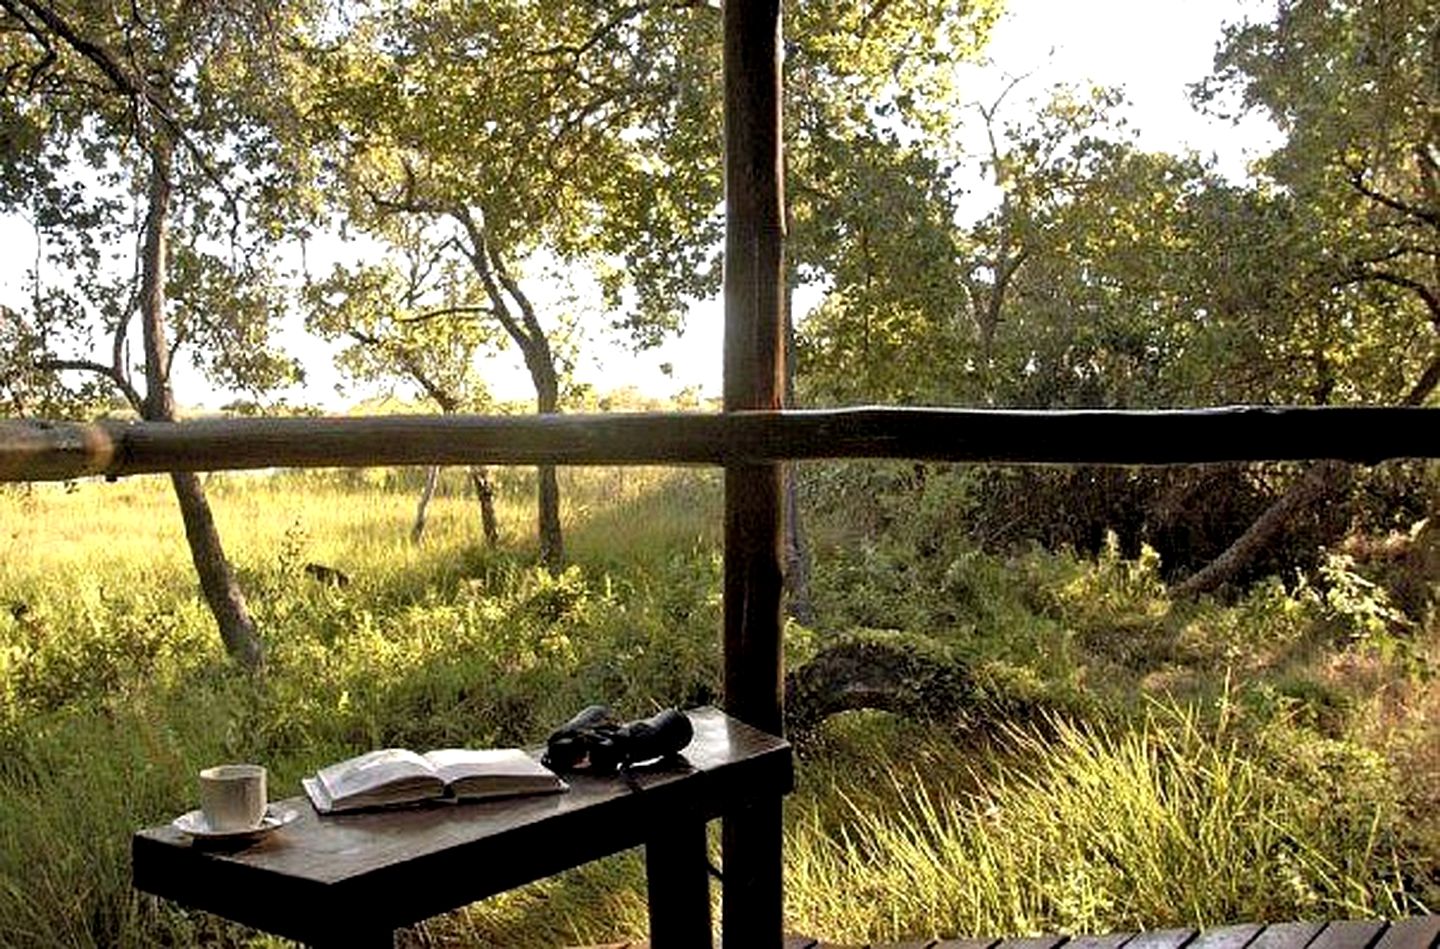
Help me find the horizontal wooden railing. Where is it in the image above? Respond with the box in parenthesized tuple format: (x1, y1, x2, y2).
(2, 406, 1438, 482)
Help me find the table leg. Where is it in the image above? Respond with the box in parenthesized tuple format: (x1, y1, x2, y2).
(721, 797, 783, 949)
(646, 819, 713, 948)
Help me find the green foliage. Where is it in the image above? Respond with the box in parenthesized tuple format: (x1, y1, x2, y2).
(301, 0, 728, 408)
(794, 0, 1439, 417)
(1197, 0, 1440, 408)
(0, 0, 312, 417)
(1316, 553, 1430, 680)
(0, 468, 724, 944)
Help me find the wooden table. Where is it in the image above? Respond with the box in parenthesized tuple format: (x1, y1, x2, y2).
(132, 707, 792, 948)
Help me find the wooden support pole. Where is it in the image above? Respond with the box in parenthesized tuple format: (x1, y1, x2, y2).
(721, 0, 786, 946)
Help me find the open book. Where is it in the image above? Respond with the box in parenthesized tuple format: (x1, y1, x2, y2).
(302, 747, 568, 814)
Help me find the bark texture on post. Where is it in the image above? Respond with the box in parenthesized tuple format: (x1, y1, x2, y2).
(7, 408, 1438, 482)
(722, 0, 786, 739)
(721, 1, 786, 947)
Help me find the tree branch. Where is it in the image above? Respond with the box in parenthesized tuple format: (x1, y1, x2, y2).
(36, 356, 144, 410)
(398, 352, 458, 413)
(528, 2, 652, 60)
(7, 0, 243, 239)
(1336, 266, 1440, 330)
(6, 0, 139, 96)
(1343, 159, 1440, 230)
(345, 328, 459, 413)
(0, 3, 58, 94)
(364, 165, 447, 218)
(397, 304, 494, 324)
(1351, 244, 1439, 267)
(451, 206, 528, 345)
(1403, 351, 1440, 406)
(486, 237, 544, 342)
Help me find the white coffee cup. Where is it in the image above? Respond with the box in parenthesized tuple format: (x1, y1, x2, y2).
(199, 764, 267, 832)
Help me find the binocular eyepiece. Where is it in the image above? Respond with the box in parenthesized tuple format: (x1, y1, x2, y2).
(542, 705, 694, 774)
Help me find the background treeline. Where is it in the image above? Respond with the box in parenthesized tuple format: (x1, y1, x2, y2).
(5, 0, 1435, 657)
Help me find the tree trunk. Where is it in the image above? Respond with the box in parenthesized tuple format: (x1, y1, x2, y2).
(537, 465, 562, 570)
(782, 472, 815, 624)
(411, 465, 440, 544)
(139, 127, 262, 668)
(1175, 285, 1439, 603)
(468, 465, 499, 548)
(1172, 460, 1347, 599)
(784, 632, 973, 736)
(171, 471, 263, 668)
(454, 210, 564, 571)
(528, 346, 564, 572)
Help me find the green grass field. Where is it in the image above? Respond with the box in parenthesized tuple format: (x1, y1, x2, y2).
(0, 467, 1435, 947)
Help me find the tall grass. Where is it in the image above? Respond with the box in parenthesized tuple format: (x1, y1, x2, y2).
(0, 469, 1433, 947)
(785, 705, 1421, 945)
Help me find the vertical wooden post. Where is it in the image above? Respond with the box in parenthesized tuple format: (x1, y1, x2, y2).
(721, 1, 786, 947)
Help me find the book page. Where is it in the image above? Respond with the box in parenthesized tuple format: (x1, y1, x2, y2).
(421, 748, 542, 783)
(318, 748, 440, 801)
(422, 748, 565, 798)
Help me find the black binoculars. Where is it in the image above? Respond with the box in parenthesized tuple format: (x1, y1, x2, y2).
(542, 705, 694, 774)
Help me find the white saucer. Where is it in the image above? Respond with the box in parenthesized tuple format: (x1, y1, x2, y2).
(173, 804, 300, 842)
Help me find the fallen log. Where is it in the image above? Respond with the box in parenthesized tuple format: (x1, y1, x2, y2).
(784, 629, 973, 736)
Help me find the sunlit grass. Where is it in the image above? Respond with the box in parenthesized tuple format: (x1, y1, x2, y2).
(784, 706, 1423, 944)
(0, 470, 1433, 947)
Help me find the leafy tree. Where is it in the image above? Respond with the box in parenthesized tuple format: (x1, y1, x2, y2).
(1199, 0, 1440, 407)
(796, 80, 1159, 408)
(305, 220, 502, 545)
(302, 0, 1001, 573)
(1173, 0, 1440, 596)
(787, 1, 998, 406)
(301, 0, 725, 571)
(794, 136, 969, 405)
(0, 0, 312, 666)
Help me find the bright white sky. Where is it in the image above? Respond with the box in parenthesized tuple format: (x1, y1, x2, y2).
(0, 0, 1282, 413)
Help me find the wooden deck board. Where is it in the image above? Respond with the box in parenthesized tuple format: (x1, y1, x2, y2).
(1309, 922, 1389, 949)
(1246, 922, 1330, 949)
(1377, 919, 1440, 949)
(1064, 934, 1138, 949)
(1372, 918, 1440, 949)
(578, 920, 1438, 949)
(986, 937, 1069, 949)
(1185, 923, 1266, 949)
(1123, 929, 1199, 949)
